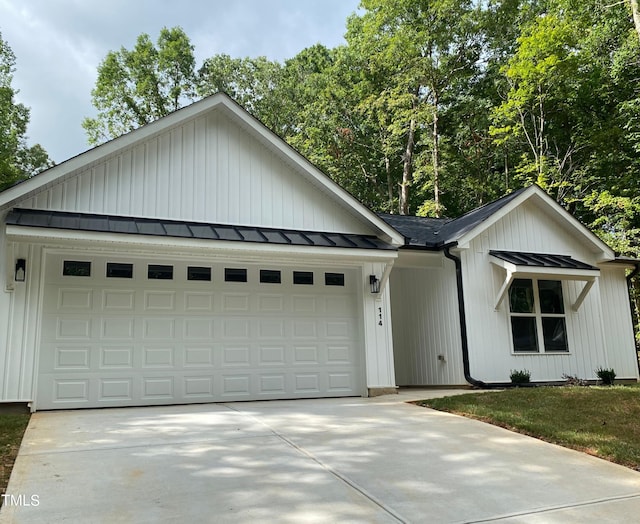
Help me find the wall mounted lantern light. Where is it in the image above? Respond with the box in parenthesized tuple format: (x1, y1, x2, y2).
(15, 259, 26, 282)
(369, 274, 380, 294)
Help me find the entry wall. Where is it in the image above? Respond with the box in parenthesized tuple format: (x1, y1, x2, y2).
(390, 257, 465, 386)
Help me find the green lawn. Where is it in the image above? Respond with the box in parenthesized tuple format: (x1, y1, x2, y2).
(0, 414, 30, 501)
(418, 386, 640, 470)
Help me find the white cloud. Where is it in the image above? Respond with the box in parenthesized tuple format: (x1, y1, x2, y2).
(0, 0, 359, 162)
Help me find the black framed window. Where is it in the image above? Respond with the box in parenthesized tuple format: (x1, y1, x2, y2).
(293, 271, 314, 285)
(508, 278, 568, 353)
(260, 269, 281, 284)
(188, 266, 211, 281)
(106, 263, 133, 279)
(325, 272, 345, 286)
(148, 264, 173, 280)
(63, 260, 91, 277)
(225, 268, 247, 282)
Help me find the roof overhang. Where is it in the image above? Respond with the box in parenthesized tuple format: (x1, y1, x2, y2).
(490, 250, 599, 312)
(6, 224, 398, 263)
(0, 93, 404, 247)
(454, 186, 615, 261)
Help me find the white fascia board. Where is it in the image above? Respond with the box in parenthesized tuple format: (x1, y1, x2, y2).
(218, 101, 404, 246)
(6, 226, 398, 263)
(0, 95, 228, 210)
(454, 185, 614, 260)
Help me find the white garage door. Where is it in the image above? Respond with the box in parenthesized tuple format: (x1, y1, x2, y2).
(37, 254, 363, 410)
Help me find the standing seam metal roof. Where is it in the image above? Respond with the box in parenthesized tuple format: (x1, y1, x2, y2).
(5, 209, 396, 251)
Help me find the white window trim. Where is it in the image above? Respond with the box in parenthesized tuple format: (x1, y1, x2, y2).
(508, 277, 570, 355)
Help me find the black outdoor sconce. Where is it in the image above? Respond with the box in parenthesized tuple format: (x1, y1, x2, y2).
(369, 274, 380, 294)
(15, 259, 26, 282)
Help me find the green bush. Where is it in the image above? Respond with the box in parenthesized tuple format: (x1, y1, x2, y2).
(596, 367, 616, 386)
(510, 369, 531, 384)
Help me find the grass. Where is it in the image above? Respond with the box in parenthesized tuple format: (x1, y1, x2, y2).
(417, 385, 640, 470)
(0, 414, 30, 503)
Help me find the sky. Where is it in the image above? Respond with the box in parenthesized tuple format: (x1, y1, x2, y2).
(1, 0, 360, 163)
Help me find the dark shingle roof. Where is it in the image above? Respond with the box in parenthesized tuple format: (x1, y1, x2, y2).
(380, 187, 529, 248)
(490, 250, 599, 271)
(6, 209, 395, 251)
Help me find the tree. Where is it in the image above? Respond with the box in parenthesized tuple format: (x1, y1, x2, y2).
(83, 27, 197, 145)
(344, 0, 482, 216)
(0, 32, 52, 191)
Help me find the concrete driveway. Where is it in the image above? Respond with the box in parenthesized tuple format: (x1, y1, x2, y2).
(2, 390, 640, 523)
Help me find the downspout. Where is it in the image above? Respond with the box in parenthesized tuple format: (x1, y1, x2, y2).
(443, 243, 513, 389)
(625, 261, 640, 375)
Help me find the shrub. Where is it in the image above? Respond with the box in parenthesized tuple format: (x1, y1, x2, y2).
(596, 367, 616, 386)
(510, 369, 531, 384)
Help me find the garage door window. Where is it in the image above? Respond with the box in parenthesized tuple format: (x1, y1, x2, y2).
(63, 260, 91, 277)
(325, 273, 345, 286)
(260, 269, 281, 284)
(148, 265, 173, 280)
(293, 271, 314, 285)
(107, 263, 133, 278)
(187, 266, 211, 281)
(225, 268, 247, 282)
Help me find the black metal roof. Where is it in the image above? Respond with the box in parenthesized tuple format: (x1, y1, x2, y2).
(489, 250, 599, 271)
(6, 208, 395, 251)
(380, 187, 529, 249)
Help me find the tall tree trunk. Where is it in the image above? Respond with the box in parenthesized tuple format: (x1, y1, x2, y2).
(432, 91, 441, 218)
(400, 116, 416, 215)
(385, 154, 394, 212)
(630, 0, 640, 44)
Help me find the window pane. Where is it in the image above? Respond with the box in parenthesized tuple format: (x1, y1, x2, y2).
(148, 265, 173, 280)
(107, 263, 133, 279)
(509, 279, 534, 313)
(63, 261, 91, 277)
(225, 268, 247, 282)
(539, 280, 565, 314)
(188, 266, 211, 281)
(325, 273, 345, 286)
(542, 317, 568, 352)
(260, 270, 281, 284)
(293, 271, 314, 285)
(511, 317, 538, 352)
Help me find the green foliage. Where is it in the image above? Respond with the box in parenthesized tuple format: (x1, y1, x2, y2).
(83, 27, 196, 145)
(595, 367, 616, 386)
(80, 1, 640, 265)
(0, 32, 52, 191)
(509, 369, 531, 384)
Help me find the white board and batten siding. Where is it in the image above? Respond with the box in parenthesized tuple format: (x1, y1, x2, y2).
(17, 109, 370, 236)
(390, 254, 466, 386)
(598, 266, 638, 376)
(460, 199, 639, 383)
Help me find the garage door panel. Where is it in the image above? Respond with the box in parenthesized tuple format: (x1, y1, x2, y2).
(55, 347, 91, 369)
(59, 288, 93, 309)
(103, 290, 136, 311)
(144, 291, 176, 311)
(103, 318, 135, 339)
(37, 255, 363, 409)
(100, 347, 134, 368)
(183, 346, 214, 367)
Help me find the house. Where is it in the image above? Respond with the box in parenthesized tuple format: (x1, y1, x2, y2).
(385, 187, 639, 387)
(0, 94, 637, 411)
